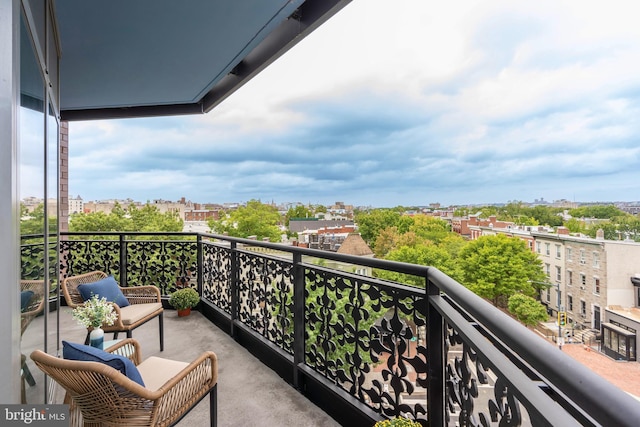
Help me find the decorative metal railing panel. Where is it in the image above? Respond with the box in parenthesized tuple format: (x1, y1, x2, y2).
(445, 324, 530, 426)
(55, 232, 640, 427)
(21, 241, 46, 280)
(125, 239, 197, 295)
(201, 241, 233, 314)
(305, 265, 428, 423)
(60, 239, 121, 280)
(237, 250, 295, 354)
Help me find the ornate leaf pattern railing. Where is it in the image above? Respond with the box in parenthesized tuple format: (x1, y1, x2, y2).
(201, 242, 232, 314)
(54, 232, 640, 427)
(305, 265, 428, 423)
(237, 250, 294, 354)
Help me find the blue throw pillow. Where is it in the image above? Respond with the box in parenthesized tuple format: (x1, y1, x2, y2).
(20, 290, 35, 312)
(77, 276, 130, 307)
(62, 340, 145, 387)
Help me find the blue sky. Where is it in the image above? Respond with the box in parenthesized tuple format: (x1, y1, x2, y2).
(67, 0, 640, 207)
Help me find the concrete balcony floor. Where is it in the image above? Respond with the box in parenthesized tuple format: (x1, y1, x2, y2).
(21, 307, 341, 427)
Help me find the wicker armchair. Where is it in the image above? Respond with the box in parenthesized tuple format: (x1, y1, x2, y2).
(20, 279, 46, 402)
(31, 339, 218, 427)
(61, 271, 164, 351)
(21, 279, 46, 336)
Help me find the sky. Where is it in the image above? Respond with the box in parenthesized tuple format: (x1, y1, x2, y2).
(67, 0, 640, 208)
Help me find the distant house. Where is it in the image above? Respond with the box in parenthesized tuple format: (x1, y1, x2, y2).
(288, 219, 354, 234)
(337, 233, 374, 257)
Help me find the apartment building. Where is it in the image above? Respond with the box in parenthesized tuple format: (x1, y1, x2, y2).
(466, 220, 640, 361)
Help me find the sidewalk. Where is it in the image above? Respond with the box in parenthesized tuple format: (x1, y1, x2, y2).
(561, 343, 640, 398)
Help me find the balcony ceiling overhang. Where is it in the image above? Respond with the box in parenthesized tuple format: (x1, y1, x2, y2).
(56, 0, 351, 121)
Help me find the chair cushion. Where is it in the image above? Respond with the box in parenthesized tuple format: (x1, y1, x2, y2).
(62, 341, 145, 387)
(20, 290, 34, 312)
(77, 276, 130, 308)
(119, 303, 163, 325)
(137, 356, 189, 391)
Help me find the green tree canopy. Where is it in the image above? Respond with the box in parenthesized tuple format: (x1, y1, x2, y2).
(208, 199, 282, 242)
(377, 243, 463, 287)
(354, 209, 403, 246)
(569, 205, 626, 219)
(507, 294, 549, 327)
(458, 234, 547, 307)
(69, 202, 183, 233)
(285, 205, 313, 226)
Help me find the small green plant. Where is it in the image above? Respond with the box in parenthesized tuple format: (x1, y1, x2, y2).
(169, 288, 200, 310)
(72, 295, 117, 328)
(374, 417, 422, 427)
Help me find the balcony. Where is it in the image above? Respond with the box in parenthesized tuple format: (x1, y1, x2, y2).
(21, 231, 640, 426)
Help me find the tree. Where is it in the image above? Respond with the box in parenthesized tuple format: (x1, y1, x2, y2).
(569, 205, 626, 219)
(69, 202, 183, 233)
(407, 215, 451, 243)
(354, 209, 402, 246)
(377, 243, 463, 287)
(208, 199, 282, 242)
(372, 226, 402, 258)
(508, 294, 549, 327)
(458, 234, 547, 307)
(128, 204, 183, 232)
(285, 205, 313, 226)
(564, 218, 586, 234)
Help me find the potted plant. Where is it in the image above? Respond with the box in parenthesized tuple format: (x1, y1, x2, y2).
(169, 288, 200, 317)
(71, 295, 118, 348)
(374, 417, 422, 427)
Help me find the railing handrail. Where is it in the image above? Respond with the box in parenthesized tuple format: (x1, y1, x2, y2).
(430, 267, 640, 425)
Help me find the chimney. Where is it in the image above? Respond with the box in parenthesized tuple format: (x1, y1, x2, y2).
(596, 229, 605, 240)
(557, 226, 570, 235)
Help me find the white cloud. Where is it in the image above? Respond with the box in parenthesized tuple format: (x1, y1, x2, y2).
(68, 0, 640, 206)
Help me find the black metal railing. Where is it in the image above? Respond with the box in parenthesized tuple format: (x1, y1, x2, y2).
(49, 231, 640, 426)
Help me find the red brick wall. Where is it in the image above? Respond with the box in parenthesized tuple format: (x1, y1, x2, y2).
(59, 121, 69, 232)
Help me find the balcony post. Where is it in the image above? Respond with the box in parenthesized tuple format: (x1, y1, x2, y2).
(230, 241, 238, 338)
(426, 270, 445, 426)
(292, 252, 304, 390)
(119, 233, 127, 287)
(197, 234, 203, 296)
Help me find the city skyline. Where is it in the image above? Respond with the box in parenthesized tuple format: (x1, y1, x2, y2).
(66, 0, 640, 207)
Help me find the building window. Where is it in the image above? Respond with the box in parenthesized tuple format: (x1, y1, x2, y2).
(556, 266, 562, 281)
(567, 270, 573, 286)
(593, 252, 600, 268)
(580, 300, 586, 316)
(568, 295, 573, 311)
(537, 242, 542, 254)
(580, 249, 586, 265)
(545, 263, 551, 278)
(566, 247, 573, 262)
(580, 274, 586, 289)
(545, 243, 550, 255)
(594, 277, 600, 295)
(556, 245, 561, 258)
(546, 288, 551, 302)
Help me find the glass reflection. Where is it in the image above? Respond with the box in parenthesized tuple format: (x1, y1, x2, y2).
(46, 103, 60, 361)
(19, 14, 45, 404)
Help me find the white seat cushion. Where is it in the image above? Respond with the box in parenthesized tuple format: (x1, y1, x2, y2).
(119, 303, 162, 325)
(137, 356, 189, 391)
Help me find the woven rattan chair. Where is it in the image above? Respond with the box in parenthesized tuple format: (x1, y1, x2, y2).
(61, 271, 164, 351)
(31, 339, 218, 427)
(21, 279, 46, 336)
(20, 279, 46, 402)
